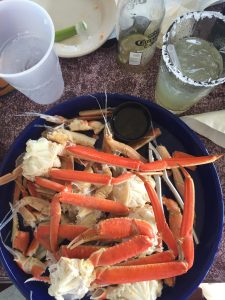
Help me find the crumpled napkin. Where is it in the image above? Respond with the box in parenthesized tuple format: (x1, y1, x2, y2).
(200, 283, 225, 300)
(180, 110, 225, 148)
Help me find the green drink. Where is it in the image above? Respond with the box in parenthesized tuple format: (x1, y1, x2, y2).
(155, 37, 223, 113)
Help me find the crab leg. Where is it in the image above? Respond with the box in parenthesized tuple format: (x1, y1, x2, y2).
(67, 228, 101, 249)
(89, 235, 152, 267)
(34, 231, 51, 251)
(163, 197, 182, 239)
(27, 180, 39, 197)
(58, 245, 103, 259)
(26, 237, 40, 257)
(104, 133, 147, 162)
(140, 154, 222, 172)
(15, 178, 28, 197)
(66, 145, 142, 170)
(60, 155, 74, 170)
(36, 223, 88, 241)
(162, 197, 183, 286)
(66, 145, 221, 172)
(58, 192, 129, 215)
(179, 167, 195, 269)
(35, 177, 66, 192)
(111, 172, 135, 184)
(157, 145, 185, 197)
(49, 169, 134, 186)
(0, 165, 22, 185)
(50, 193, 129, 251)
(78, 108, 113, 118)
(68, 217, 154, 249)
(94, 261, 188, 285)
(137, 173, 178, 256)
(50, 169, 112, 185)
(31, 276, 51, 283)
(130, 128, 162, 150)
(13, 230, 30, 254)
(117, 250, 175, 266)
(14, 252, 46, 278)
(173, 151, 197, 171)
(35, 177, 73, 194)
(50, 195, 62, 252)
(18, 206, 37, 228)
(97, 218, 154, 239)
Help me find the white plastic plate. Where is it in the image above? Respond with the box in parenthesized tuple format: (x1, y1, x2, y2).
(33, 0, 117, 58)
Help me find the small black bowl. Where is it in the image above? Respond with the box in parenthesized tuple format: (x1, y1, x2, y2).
(110, 101, 152, 143)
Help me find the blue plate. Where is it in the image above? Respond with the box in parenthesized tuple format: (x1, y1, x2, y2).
(0, 93, 223, 300)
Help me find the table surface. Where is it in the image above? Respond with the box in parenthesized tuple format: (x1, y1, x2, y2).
(0, 43, 225, 286)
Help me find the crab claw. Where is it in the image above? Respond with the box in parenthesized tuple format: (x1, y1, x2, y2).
(14, 251, 46, 278)
(68, 217, 154, 249)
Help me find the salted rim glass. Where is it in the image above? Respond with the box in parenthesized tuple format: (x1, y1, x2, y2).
(162, 11, 225, 88)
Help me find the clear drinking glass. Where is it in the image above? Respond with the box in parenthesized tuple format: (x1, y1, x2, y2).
(0, 0, 64, 105)
(155, 11, 225, 114)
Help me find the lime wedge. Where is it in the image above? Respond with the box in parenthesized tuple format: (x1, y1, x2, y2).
(55, 21, 87, 43)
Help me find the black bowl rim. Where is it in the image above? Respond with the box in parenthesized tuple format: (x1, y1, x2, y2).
(111, 101, 152, 142)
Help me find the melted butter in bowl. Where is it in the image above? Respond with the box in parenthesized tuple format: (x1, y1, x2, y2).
(111, 101, 152, 143)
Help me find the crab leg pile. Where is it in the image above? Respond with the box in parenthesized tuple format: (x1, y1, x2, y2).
(0, 108, 222, 300)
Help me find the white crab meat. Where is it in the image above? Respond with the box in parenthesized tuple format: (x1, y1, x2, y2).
(18, 196, 50, 227)
(129, 205, 161, 255)
(69, 119, 104, 134)
(22, 137, 63, 181)
(14, 251, 46, 276)
(48, 257, 95, 300)
(76, 207, 102, 227)
(88, 121, 105, 134)
(61, 203, 78, 221)
(112, 175, 155, 208)
(69, 119, 91, 132)
(46, 127, 96, 147)
(102, 280, 163, 300)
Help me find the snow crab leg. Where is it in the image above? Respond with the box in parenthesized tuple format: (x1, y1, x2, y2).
(14, 251, 46, 279)
(117, 250, 175, 266)
(13, 229, 30, 254)
(48, 169, 135, 186)
(68, 217, 155, 249)
(179, 167, 195, 268)
(0, 165, 22, 186)
(137, 166, 195, 263)
(66, 145, 222, 171)
(36, 223, 88, 240)
(94, 261, 188, 285)
(89, 235, 153, 267)
(0, 144, 221, 187)
(57, 245, 103, 260)
(83, 167, 195, 287)
(49, 195, 130, 251)
(136, 173, 178, 256)
(86, 168, 194, 286)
